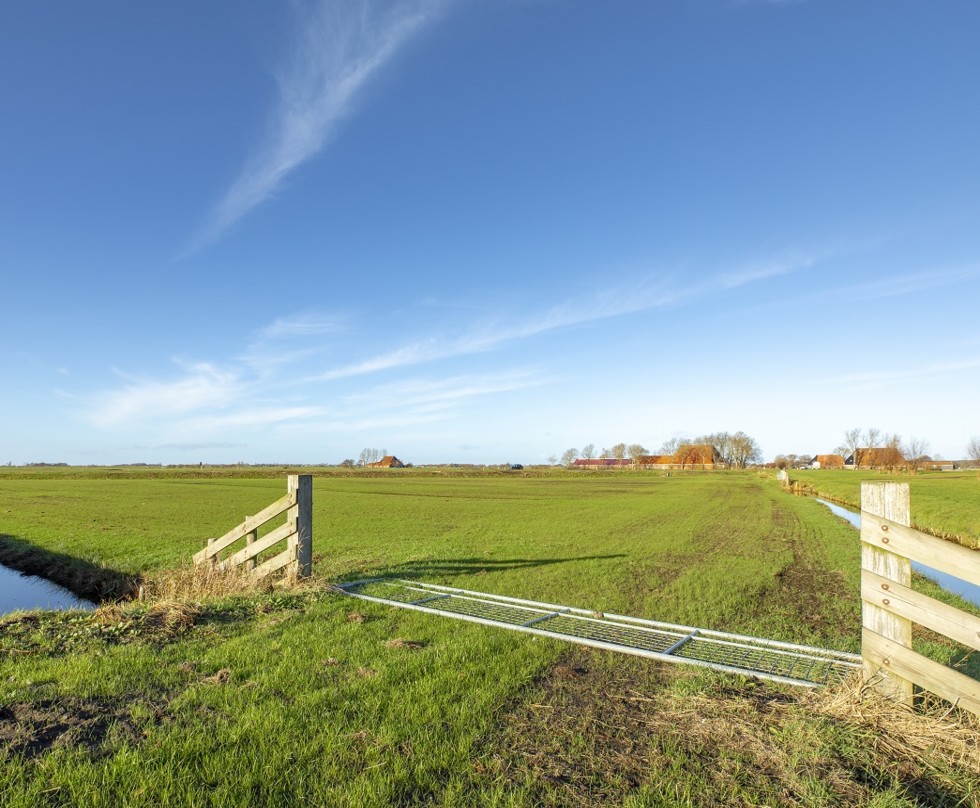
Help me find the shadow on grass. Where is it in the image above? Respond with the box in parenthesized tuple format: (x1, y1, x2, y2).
(0, 534, 139, 604)
(364, 554, 627, 580)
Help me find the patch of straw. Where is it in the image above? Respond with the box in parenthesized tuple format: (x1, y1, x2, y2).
(806, 672, 980, 773)
(141, 562, 273, 601)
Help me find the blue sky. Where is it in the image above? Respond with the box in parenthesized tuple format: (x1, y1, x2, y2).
(3, 0, 979, 465)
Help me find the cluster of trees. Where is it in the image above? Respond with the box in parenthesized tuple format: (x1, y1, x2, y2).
(552, 431, 762, 469)
(658, 432, 762, 469)
(354, 448, 387, 466)
(832, 427, 931, 469)
(773, 454, 813, 470)
(776, 429, 980, 470)
(550, 442, 649, 466)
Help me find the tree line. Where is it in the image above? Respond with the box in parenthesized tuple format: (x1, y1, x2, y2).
(774, 428, 980, 469)
(554, 431, 762, 469)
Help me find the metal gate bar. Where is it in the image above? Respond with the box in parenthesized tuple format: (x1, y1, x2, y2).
(337, 579, 862, 687)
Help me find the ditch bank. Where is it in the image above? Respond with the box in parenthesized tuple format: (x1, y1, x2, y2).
(0, 534, 137, 611)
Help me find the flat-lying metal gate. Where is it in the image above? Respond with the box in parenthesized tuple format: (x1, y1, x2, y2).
(338, 579, 861, 688)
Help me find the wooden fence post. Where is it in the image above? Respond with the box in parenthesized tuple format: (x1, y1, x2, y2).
(287, 474, 313, 578)
(245, 522, 257, 571)
(861, 482, 913, 704)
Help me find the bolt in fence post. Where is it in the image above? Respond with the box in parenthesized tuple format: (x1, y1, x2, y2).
(861, 482, 913, 704)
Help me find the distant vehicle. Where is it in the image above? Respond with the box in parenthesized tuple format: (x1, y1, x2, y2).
(509, 464, 524, 470)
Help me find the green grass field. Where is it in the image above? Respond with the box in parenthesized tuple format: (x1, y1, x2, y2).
(1, 470, 977, 806)
(789, 468, 980, 548)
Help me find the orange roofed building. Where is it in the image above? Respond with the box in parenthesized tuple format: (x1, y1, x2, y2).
(844, 448, 907, 469)
(810, 454, 844, 469)
(368, 455, 405, 468)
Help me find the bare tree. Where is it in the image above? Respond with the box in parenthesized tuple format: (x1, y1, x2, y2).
(611, 443, 627, 460)
(627, 444, 648, 464)
(841, 428, 862, 464)
(774, 454, 789, 469)
(967, 436, 980, 464)
(728, 431, 762, 468)
(561, 447, 578, 467)
(358, 448, 384, 466)
(581, 443, 596, 460)
(865, 427, 881, 449)
(659, 437, 686, 455)
(799, 454, 813, 468)
(546, 454, 558, 465)
(903, 437, 930, 470)
(600, 447, 611, 458)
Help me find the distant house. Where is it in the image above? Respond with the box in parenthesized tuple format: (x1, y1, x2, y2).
(572, 458, 632, 468)
(921, 459, 959, 471)
(672, 444, 724, 468)
(572, 445, 726, 470)
(810, 454, 844, 469)
(368, 455, 405, 468)
(636, 455, 674, 466)
(844, 447, 907, 469)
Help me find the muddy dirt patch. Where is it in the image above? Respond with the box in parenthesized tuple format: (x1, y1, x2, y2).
(0, 696, 167, 760)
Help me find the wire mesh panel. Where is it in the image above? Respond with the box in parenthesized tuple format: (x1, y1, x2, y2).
(338, 579, 861, 687)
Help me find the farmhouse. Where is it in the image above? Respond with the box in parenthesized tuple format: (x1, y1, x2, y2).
(844, 447, 907, 469)
(368, 455, 405, 468)
(671, 444, 725, 468)
(572, 458, 632, 468)
(810, 454, 844, 469)
(575, 445, 726, 470)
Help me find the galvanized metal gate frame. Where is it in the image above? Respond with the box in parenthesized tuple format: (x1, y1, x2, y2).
(337, 579, 862, 688)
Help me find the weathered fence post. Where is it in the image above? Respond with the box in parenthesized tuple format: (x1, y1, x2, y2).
(245, 522, 257, 571)
(287, 474, 313, 578)
(861, 482, 913, 704)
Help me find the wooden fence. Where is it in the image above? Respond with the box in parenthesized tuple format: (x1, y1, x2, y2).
(193, 474, 312, 580)
(860, 482, 980, 716)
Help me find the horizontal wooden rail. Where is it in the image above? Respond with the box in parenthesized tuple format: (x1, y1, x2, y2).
(193, 493, 293, 564)
(860, 482, 980, 717)
(860, 512, 979, 584)
(861, 570, 980, 653)
(863, 629, 980, 716)
(193, 476, 312, 580)
(219, 520, 297, 571)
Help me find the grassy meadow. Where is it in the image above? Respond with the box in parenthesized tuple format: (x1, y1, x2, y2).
(789, 468, 980, 548)
(1, 470, 978, 806)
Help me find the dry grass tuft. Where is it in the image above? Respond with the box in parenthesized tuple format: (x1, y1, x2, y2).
(142, 601, 202, 637)
(384, 638, 425, 650)
(807, 672, 980, 772)
(202, 668, 231, 685)
(140, 563, 270, 601)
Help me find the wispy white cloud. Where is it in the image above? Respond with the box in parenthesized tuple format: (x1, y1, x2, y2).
(821, 357, 980, 389)
(260, 312, 346, 339)
(833, 265, 980, 302)
(313, 255, 813, 380)
(344, 370, 544, 411)
(177, 406, 326, 432)
(188, 0, 449, 252)
(80, 254, 808, 433)
(282, 370, 543, 433)
(87, 362, 242, 428)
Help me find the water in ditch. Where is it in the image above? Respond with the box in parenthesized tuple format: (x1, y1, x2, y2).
(0, 563, 94, 616)
(815, 497, 980, 608)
